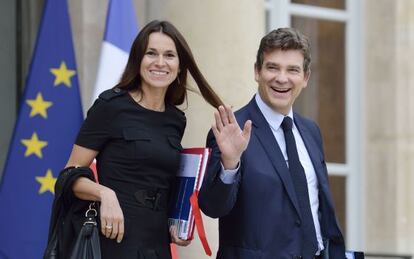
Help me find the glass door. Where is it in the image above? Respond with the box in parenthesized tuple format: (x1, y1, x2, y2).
(265, 0, 363, 249)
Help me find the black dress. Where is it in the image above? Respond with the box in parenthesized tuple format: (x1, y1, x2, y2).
(75, 88, 186, 259)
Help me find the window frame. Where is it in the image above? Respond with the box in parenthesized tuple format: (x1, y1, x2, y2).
(265, 0, 364, 250)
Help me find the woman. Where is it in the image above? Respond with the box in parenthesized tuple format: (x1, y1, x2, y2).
(65, 20, 223, 258)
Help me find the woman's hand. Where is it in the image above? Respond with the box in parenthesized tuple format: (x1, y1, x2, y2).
(66, 145, 125, 242)
(99, 188, 124, 243)
(169, 226, 191, 246)
(212, 105, 252, 169)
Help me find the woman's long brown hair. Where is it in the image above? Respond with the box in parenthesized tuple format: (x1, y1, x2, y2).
(116, 20, 223, 108)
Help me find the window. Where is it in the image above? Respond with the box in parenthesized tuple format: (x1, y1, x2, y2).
(265, 0, 362, 249)
(292, 0, 345, 10)
(292, 17, 346, 164)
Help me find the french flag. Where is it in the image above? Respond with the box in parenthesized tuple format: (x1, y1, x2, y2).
(92, 0, 139, 103)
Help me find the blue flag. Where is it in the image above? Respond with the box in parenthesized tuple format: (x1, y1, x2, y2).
(0, 0, 83, 258)
(92, 0, 139, 102)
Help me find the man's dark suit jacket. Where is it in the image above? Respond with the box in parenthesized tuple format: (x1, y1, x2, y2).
(199, 97, 345, 259)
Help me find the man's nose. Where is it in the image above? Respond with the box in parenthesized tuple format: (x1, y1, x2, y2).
(276, 71, 288, 83)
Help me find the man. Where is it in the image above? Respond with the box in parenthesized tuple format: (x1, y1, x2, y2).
(199, 28, 346, 259)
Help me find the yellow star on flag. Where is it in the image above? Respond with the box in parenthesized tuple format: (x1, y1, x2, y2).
(26, 92, 53, 118)
(50, 61, 76, 87)
(36, 169, 56, 194)
(21, 132, 48, 158)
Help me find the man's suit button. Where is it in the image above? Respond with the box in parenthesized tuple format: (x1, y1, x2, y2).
(295, 220, 301, 227)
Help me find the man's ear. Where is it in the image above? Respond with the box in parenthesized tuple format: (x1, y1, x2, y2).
(254, 63, 259, 82)
(303, 69, 311, 88)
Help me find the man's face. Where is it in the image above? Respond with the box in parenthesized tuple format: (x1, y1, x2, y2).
(255, 49, 310, 115)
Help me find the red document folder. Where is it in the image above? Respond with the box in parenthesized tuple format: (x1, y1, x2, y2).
(168, 148, 212, 255)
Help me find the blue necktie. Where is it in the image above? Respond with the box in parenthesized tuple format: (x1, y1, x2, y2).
(281, 116, 318, 258)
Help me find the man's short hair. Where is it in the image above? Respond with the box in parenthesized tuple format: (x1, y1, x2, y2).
(256, 28, 311, 73)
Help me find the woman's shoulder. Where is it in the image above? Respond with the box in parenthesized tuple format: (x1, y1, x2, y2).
(166, 105, 186, 133)
(86, 88, 127, 118)
(168, 105, 186, 120)
(93, 87, 128, 108)
(98, 87, 127, 102)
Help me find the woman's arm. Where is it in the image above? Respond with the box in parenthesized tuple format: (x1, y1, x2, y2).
(66, 144, 125, 243)
(66, 144, 102, 201)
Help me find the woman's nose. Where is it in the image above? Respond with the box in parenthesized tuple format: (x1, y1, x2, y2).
(155, 55, 165, 66)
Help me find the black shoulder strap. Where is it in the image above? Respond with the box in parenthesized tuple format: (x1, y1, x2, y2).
(98, 87, 125, 101)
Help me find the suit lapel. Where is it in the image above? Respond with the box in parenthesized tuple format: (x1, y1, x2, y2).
(294, 114, 336, 236)
(293, 114, 324, 184)
(246, 99, 301, 218)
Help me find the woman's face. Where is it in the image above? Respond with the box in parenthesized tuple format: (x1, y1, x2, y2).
(140, 32, 180, 91)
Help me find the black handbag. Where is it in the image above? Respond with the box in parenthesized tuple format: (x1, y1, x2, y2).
(69, 202, 101, 259)
(44, 167, 96, 259)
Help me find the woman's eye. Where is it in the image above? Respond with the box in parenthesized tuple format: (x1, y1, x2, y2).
(146, 51, 156, 56)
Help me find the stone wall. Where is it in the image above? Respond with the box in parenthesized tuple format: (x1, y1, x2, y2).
(364, 0, 414, 254)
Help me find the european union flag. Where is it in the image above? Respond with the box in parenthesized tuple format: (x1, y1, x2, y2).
(0, 0, 83, 258)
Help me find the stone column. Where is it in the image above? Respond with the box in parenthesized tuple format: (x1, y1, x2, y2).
(364, 0, 414, 254)
(147, 0, 264, 258)
(395, 0, 414, 253)
(68, 0, 106, 112)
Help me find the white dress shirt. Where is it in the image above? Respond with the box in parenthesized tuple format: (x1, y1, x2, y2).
(219, 93, 324, 253)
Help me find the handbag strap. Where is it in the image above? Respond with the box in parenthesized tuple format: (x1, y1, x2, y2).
(84, 202, 98, 225)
